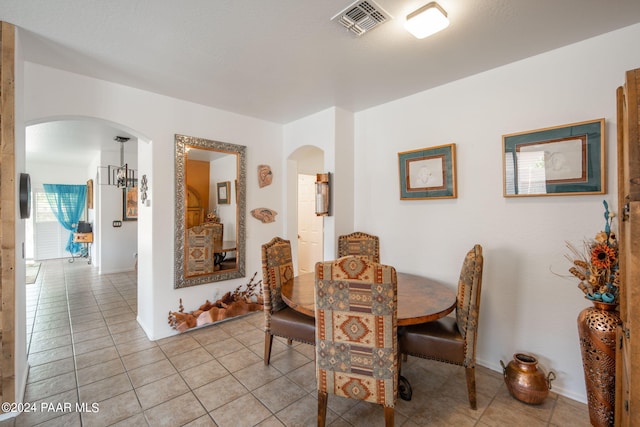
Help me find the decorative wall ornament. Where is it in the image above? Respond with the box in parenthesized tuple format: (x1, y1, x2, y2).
(140, 174, 148, 204)
(251, 208, 277, 223)
(258, 164, 273, 188)
(19, 173, 31, 219)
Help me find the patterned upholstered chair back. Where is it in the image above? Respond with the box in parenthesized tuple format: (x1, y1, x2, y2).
(315, 256, 398, 408)
(261, 237, 294, 324)
(186, 225, 214, 275)
(204, 222, 224, 248)
(454, 244, 484, 366)
(337, 232, 380, 263)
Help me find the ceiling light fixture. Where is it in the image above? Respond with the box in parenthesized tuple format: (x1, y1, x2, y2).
(113, 136, 133, 188)
(404, 2, 449, 39)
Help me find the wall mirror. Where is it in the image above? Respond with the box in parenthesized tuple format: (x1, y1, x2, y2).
(174, 134, 246, 288)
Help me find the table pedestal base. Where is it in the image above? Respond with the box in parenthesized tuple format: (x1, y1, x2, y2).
(399, 375, 412, 401)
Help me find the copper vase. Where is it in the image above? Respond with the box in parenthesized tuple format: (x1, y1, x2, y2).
(500, 353, 555, 405)
(577, 301, 621, 427)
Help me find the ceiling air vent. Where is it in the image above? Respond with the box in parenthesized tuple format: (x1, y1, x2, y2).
(332, 0, 391, 36)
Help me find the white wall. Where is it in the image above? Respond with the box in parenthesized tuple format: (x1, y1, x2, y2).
(28, 161, 89, 186)
(22, 61, 283, 340)
(96, 149, 138, 274)
(210, 155, 237, 238)
(13, 24, 28, 410)
(284, 109, 336, 263)
(283, 107, 355, 260)
(353, 23, 640, 402)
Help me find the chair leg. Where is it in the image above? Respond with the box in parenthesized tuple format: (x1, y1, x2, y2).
(465, 366, 477, 410)
(383, 406, 394, 427)
(318, 391, 328, 427)
(402, 353, 407, 362)
(287, 338, 293, 345)
(264, 332, 274, 365)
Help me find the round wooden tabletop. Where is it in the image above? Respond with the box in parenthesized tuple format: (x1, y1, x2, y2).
(281, 272, 457, 326)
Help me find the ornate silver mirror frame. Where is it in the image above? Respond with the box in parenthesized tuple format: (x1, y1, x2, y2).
(174, 134, 246, 288)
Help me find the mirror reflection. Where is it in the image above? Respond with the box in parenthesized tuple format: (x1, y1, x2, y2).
(174, 134, 246, 288)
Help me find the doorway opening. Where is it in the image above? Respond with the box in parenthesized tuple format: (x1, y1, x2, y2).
(297, 174, 323, 274)
(288, 145, 325, 273)
(25, 117, 140, 274)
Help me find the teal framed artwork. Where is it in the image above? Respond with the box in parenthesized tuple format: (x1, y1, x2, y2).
(398, 143, 457, 200)
(503, 119, 605, 197)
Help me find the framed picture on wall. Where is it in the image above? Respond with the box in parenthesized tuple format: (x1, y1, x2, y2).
(502, 118, 605, 197)
(398, 143, 457, 200)
(86, 179, 94, 209)
(217, 181, 231, 204)
(123, 181, 138, 221)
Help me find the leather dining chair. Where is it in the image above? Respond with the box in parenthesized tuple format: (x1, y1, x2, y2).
(261, 237, 315, 365)
(337, 231, 380, 263)
(399, 244, 484, 409)
(315, 256, 398, 427)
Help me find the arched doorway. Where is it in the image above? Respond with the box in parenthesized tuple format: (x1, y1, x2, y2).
(25, 117, 143, 274)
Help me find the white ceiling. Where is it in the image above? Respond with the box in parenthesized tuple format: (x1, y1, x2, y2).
(4, 0, 640, 164)
(25, 120, 137, 166)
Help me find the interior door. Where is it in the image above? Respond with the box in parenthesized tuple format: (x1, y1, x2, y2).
(615, 67, 640, 427)
(297, 174, 323, 274)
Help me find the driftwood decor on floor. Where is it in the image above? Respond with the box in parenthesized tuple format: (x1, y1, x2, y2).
(168, 272, 263, 332)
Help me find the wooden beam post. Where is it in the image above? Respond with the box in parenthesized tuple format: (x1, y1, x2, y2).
(0, 20, 16, 407)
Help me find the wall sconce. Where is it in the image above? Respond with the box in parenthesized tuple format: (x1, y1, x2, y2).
(404, 2, 449, 39)
(315, 173, 331, 216)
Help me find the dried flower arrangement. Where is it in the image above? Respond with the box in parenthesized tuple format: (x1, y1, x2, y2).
(168, 272, 264, 332)
(566, 201, 619, 304)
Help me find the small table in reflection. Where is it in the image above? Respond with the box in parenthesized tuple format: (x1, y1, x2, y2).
(214, 240, 236, 267)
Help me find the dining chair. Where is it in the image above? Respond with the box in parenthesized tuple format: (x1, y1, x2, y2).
(205, 222, 223, 244)
(261, 237, 315, 365)
(399, 244, 484, 409)
(337, 231, 380, 263)
(204, 222, 224, 268)
(315, 256, 398, 427)
(185, 225, 215, 275)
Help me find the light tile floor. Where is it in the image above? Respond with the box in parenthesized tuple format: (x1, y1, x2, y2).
(0, 259, 591, 426)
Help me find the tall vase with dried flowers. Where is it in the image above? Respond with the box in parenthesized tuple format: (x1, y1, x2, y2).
(566, 200, 620, 304)
(566, 201, 621, 427)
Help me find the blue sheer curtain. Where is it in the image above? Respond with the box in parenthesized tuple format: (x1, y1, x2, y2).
(43, 184, 87, 255)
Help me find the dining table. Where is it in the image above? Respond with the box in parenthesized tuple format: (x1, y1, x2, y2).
(281, 271, 457, 401)
(281, 271, 457, 326)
